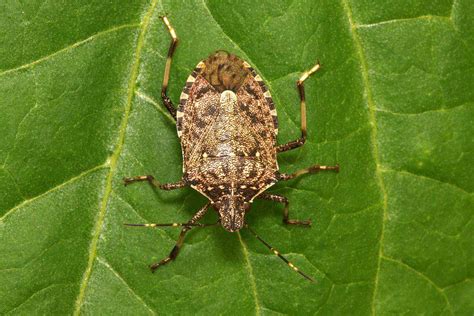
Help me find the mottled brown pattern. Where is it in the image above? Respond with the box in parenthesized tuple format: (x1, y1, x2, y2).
(124, 17, 339, 281)
(177, 76, 219, 141)
(178, 52, 279, 231)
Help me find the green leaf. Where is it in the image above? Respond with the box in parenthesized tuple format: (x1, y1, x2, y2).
(1, 0, 473, 314)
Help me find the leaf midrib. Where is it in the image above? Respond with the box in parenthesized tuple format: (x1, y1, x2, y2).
(340, 1, 455, 315)
(339, 1, 393, 314)
(72, 0, 160, 314)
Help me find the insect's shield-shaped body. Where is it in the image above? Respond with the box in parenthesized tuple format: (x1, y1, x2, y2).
(177, 51, 279, 232)
(124, 17, 339, 280)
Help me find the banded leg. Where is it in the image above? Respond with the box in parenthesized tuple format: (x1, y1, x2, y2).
(279, 164, 339, 181)
(125, 222, 218, 228)
(258, 193, 311, 226)
(123, 175, 186, 191)
(160, 16, 178, 119)
(246, 225, 314, 282)
(149, 202, 211, 271)
(277, 62, 321, 153)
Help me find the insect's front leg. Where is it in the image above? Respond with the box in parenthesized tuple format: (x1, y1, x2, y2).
(278, 164, 339, 181)
(160, 16, 179, 120)
(276, 62, 321, 153)
(258, 193, 311, 226)
(123, 175, 186, 191)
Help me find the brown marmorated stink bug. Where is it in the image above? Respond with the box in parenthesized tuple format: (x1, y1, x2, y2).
(123, 16, 339, 282)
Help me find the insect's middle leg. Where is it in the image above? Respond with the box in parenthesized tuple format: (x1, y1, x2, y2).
(277, 62, 321, 153)
(258, 193, 311, 226)
(149, 202, 211, 271)
(160, 16, 179, 120)
(123, 175, 186, 191)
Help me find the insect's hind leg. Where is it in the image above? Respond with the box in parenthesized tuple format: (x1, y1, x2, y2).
(276, 62, 321, 153)
(148, 202, 211, 271)
(160, 16, 179, 120)
(123, 175, 186, 190)
(258, 193, 311, 226)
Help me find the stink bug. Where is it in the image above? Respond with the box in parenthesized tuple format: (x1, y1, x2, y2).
(124, 16, 339, 282)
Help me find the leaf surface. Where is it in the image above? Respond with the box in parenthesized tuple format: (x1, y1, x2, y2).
(1, 0, 473, 314)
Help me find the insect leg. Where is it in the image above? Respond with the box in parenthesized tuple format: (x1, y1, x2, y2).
(278, 164, 339, 181)
(276, 62, 321, 153)
(123, 175, 186, 190)
(258, 193, 311, 226)
(245, 225, 314, 282)
(160, 16, 179, 120)
(124, 222, 218, 228)
(149, 202, 211, 271)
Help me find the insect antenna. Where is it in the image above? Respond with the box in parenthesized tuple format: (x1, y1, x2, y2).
(245, 225, 315, 282)
(124, 222, 219, 228)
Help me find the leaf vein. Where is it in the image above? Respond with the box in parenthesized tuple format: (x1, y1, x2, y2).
(340, 1, 389, 315)
(96, 257, 156, 315)
(314, 284, 334, 315)
(2, 166, 26, 201)
(0, 23, 140, 77)
(7, 283, 74, 315)
(356, 15, 451, 29)
(72, 1, 159, 314)
(376, 102, 472, 116)
(382, 256, 454, 314)
(135, 90, 175, 124)
(380, 167, 472, 195)
(0, 164, 107, 222)
(112, 190, 175, 243)
(237, 232, 262, 316)
(442, 277, 473, 290)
